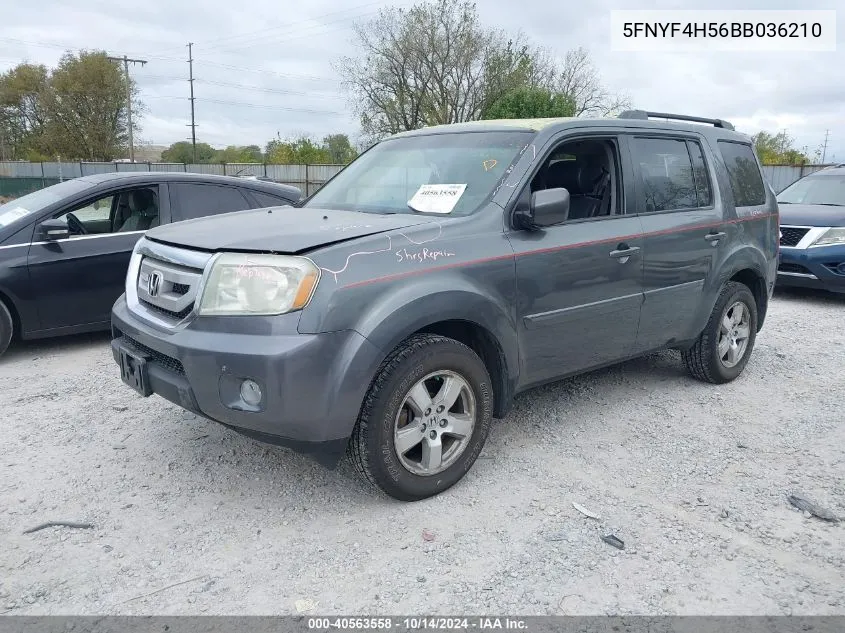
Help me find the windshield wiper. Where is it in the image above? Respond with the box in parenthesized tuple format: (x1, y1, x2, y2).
(816, 203, 845, 207)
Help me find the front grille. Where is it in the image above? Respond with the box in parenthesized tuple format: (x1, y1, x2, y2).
(780, 226, 809, 247)
(139, 298, 194, 320)
(136, 255, 203, 324)
(121, 335, 185, 375)
(778, 262, 813, 275)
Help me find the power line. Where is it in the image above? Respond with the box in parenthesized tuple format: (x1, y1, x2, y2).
(194, 78, 342, 98)
(187, 43, 197, 163)
(107, 54, 147, 162)
(192, 60, 338, 83)
(196, 98, 343, 115)
(821, 129, 830, 164)
(206, 8, 384, 55)
(193, 1, 387, 49)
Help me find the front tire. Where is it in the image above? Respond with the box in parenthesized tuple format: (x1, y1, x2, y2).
(0, 299, 13, 359)
(348, 334, 494, 501)
(682, 281, 758, 384)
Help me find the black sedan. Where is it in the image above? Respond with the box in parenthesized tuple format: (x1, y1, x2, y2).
(0, 172, 301, 357)
(776, 165, 845, 294)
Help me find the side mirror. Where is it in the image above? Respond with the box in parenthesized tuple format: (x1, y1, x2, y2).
(38, 218, 70, 241)
(515, 188, 571, 230)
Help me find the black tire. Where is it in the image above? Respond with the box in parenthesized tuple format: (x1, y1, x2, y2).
(682, 281, 758, 384)
(348, 333, 495, 501)
(0, 299, 13, 359)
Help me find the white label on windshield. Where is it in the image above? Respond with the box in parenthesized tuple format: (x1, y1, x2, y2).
(0, 207, 30, 227)
(408, 184, 467, 214)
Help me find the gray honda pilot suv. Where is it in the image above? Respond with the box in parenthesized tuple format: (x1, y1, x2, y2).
(111, 111, 779, 501)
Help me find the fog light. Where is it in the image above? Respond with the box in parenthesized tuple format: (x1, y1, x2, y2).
(240, 379, 262, 406)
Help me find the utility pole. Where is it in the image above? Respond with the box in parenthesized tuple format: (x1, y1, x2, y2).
(821, 129, 830, 164)
(187, 43, 197, 162)
(108, 55, 147, 162)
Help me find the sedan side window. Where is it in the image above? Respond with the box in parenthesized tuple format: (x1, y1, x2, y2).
(52, 186, 160, 237)
(54, 194, 116, 237)
(170, 184, 252, 221)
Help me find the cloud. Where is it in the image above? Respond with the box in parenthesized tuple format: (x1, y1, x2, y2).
(1, 0, 842, 160)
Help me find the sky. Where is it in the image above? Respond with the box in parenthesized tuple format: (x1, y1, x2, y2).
(1, 0, 842, 161)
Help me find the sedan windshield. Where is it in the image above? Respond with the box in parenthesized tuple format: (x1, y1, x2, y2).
(0, 178, 92, 227)
(304, 131, 535, 215)
(777, 174, 845, 206)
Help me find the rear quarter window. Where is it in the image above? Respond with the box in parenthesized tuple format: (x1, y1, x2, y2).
(249, 190, 296, 207)
(718, 141, 766, 207)
(170, 183, 252, 221)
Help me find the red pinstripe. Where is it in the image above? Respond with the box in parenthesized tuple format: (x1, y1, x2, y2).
(342, 212, 777, 289)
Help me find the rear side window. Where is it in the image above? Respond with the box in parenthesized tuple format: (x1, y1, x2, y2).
(718, 141, 766, 207)
(170, 184, 252, 221)
(249, 191, 294, 207)
(632, 137, 712, 212)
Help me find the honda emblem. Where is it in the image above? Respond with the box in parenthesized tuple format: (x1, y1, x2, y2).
(147, 270, 163, 297)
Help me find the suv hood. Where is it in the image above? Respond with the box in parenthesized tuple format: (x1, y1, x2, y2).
(145, 206, 440, 253)
(778, 203, 845, 227)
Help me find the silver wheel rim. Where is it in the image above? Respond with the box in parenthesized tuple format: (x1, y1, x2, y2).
(393, 370, 476, 476)
(718, 301, 751, 368)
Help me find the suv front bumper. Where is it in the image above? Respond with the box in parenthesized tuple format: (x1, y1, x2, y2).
(778, 244, 845, 293)
(110, 296, 383, 466)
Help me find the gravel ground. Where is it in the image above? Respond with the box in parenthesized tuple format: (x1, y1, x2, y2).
(1, 288, 843, 616)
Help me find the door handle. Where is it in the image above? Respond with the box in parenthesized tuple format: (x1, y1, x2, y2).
(705, 231, 726, 242)
(609, 245, 641, 259)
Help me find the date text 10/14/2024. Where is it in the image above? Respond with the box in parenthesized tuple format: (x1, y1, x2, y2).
(307, 618, 528, 631)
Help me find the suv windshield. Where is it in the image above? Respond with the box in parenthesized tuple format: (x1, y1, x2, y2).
(0, 178, 92, 227)
(304, 131, 535, 215)
(777, 174, 845, 206)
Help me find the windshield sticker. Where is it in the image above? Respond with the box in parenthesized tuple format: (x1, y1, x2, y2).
(408, 184, 467, 214)
(483, 159, 498, 172)
(0, 207, 31, 227)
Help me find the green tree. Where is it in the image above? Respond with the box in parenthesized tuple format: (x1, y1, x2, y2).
(751, 130, 810, 166)
(265, 135, 332, 164)
(481, 86, 575, 120)
(161, 141, 217, 163)
(42, 51, 139, 160)
(322, 133, 358, 163)
(212, 145, 264, 163)
(0, 63, 50, 159)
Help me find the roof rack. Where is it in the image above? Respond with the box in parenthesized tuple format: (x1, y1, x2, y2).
(618, 109, 735, 131)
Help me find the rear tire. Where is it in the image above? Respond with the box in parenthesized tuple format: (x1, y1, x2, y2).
(682, 281, 758, 384)
(348, 333, 494, 501)
(0, 299, 13, 359)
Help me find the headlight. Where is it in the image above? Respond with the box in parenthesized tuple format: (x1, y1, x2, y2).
(810, 227, 845, 247)
(197, 253, 319, 316)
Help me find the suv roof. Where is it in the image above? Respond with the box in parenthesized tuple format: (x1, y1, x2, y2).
(392, 110, 751, 144)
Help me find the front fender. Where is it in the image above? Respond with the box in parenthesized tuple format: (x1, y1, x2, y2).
(302, 267, 520, 405)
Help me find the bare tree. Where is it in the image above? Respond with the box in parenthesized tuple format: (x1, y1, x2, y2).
(554, 47, 631, 116)
(335, 0, 549, 141)
(336, 0, 630, 142)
